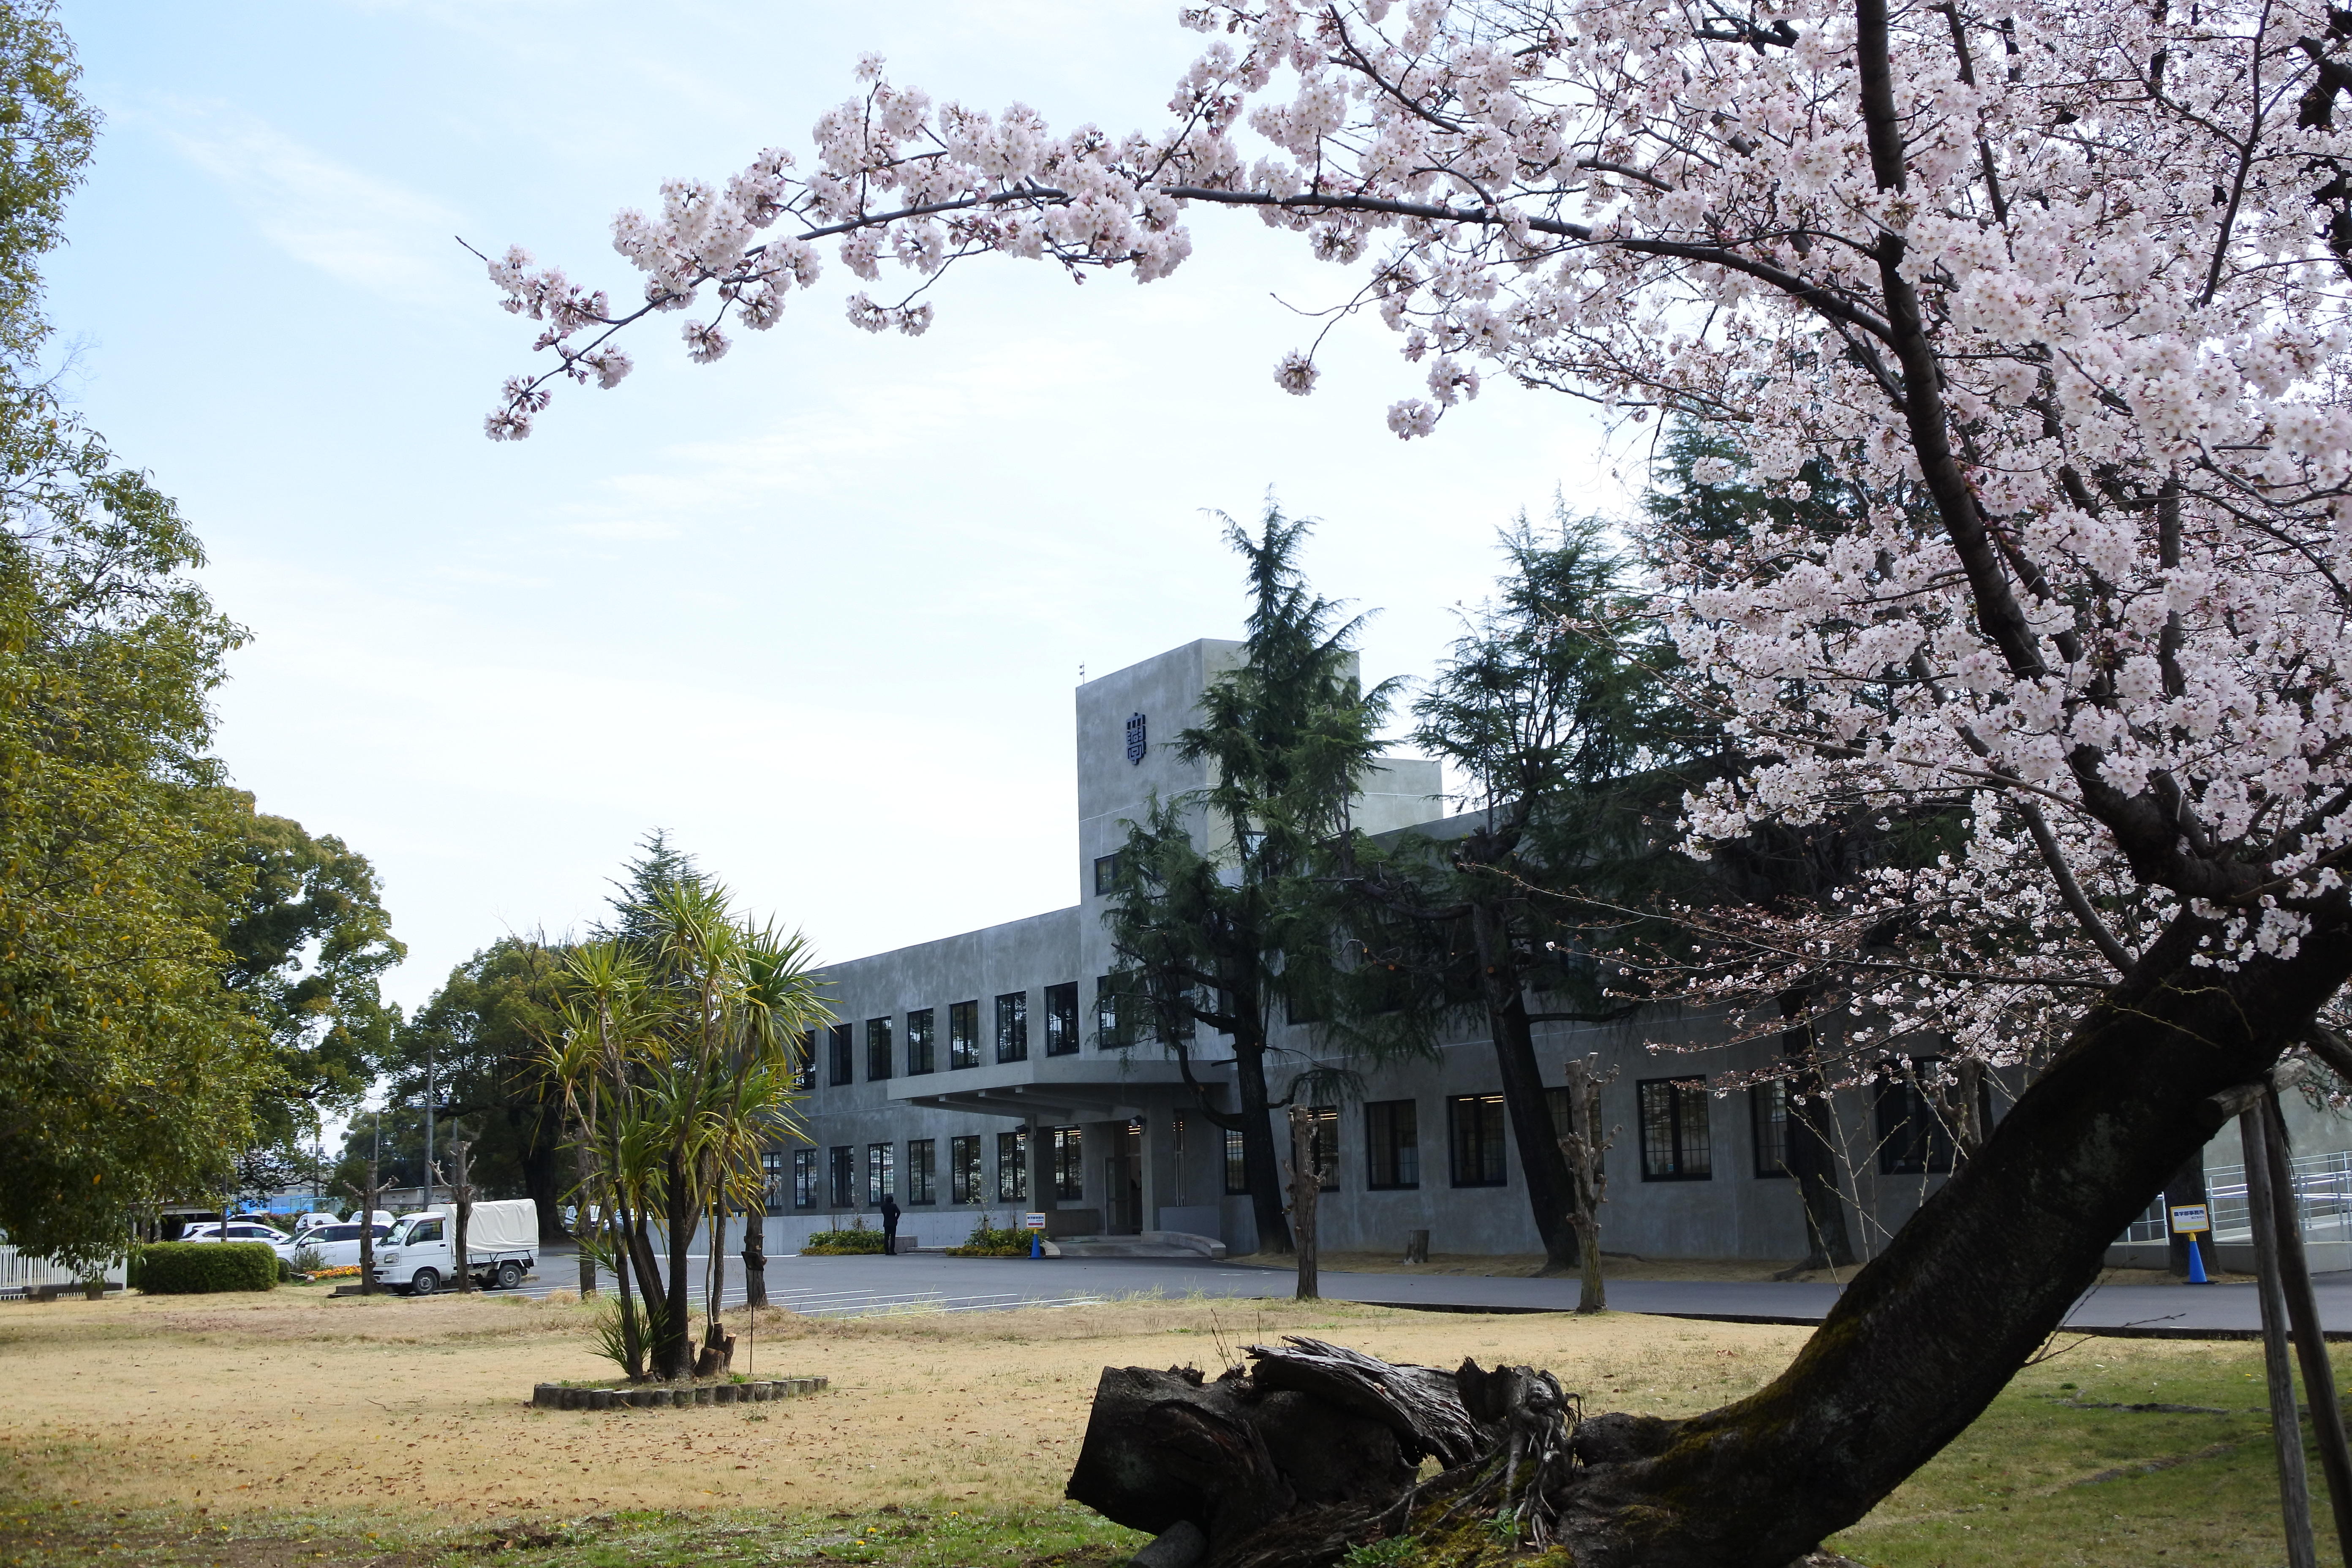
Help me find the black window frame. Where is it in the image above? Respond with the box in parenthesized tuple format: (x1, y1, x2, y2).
(1751, 1080, 1791, 1178)
(792, 1148, 818, 1210)
(995, 991, 1029, 1063)
(1095, 972, 1137, 1049)
(949, 1134, 981, 1205)
(1044, 982, 1079, 1056)
(792, 1030, 816, 1092)
(1223, 1127, 1248, 1195)
(996, 1129, 1029, 1203)
(827, 1145, 855, 1209)
(1365, 1099, 1420, 1190)
(1447, 1093, 1509, 1187)
(905, 1007, 935, 1075)
(907, 1139, 937, 1205)
(1093, 852, 1122, 896)
(1304, 1105, 1339, 1191)
(865, 1141, 895, 1206)
(1874, 1059, 1963, 1175)
(762, 1150, 786, 1215)
(866, 1016, 893, 1082)
(1050, 1126, 1083, 1201)
(948, 1000, 980, 1070)
(827, 1023, 854, 1088)
(1637, 1078, 1714, 1181)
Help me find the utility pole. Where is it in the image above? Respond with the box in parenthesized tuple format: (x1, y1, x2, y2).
(423, 1038, 436, 1209)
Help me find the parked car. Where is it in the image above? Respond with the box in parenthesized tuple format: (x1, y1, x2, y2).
(289, 1222, 389, 1269)
(177, 1221, 297, 1258)
(370, 1200, 538, 1295)
(288, 1212, 341, 1237)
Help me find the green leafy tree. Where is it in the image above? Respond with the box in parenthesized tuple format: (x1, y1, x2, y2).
(217, 794, 405, 1151)
(378, 938, 566, 1237)
(1104, 505, 1407, 1255)
(0, 0, 264, 1269)
(1369, 509, 1701, 1276)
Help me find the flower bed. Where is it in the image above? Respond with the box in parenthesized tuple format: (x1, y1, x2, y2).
(800, 1226, 886, 1255)
(945, 1219, 1032, 1258)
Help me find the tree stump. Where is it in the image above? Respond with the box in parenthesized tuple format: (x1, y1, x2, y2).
(1403, 1230, 1429, 1265)
(1065, 1337, 1525, 1566)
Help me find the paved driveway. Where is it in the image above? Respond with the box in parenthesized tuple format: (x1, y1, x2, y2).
(490, 1247, 2352, 1335)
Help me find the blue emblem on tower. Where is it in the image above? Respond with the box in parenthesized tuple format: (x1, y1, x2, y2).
(1124, 711, 1147, 765)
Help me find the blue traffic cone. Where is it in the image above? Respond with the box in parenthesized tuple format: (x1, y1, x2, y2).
(1030, 1232, 1041, 1260)
(2186, 1237, 2210, 1284)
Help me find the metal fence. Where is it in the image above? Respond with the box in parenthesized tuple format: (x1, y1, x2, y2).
(2118, 1147, 2352, 1244)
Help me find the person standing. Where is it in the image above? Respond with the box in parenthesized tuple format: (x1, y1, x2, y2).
(879, 1193, 901, 1256)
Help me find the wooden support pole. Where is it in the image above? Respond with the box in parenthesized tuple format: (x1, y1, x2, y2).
(2245, 1104, 2318, 1568)
(2263, 1092, 2352, 1567)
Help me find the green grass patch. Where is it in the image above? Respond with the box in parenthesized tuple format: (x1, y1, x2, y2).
(1831, 1339, 2338, 1567)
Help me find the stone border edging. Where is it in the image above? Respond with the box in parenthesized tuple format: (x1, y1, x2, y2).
(530, 1375, 828, 1410)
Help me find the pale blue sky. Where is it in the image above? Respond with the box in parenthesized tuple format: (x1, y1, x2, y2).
(49, 2, 1633, 1013)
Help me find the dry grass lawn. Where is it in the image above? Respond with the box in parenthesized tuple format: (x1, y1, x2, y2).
(0, 1288, 1812, 1527)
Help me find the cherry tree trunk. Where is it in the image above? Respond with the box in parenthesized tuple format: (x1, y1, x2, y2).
(1067, 912, 2352, 1568)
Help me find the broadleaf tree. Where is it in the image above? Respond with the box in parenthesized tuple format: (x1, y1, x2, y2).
(483, 3, 2352, 1559)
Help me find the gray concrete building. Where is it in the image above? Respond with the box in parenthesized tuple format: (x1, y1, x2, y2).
(763, 640, 2024, 1262)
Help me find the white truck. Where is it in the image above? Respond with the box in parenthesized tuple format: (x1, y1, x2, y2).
(370, 1199, 539, 1296)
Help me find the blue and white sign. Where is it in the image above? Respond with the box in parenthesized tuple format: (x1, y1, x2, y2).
(1125, 711, 1147, 765)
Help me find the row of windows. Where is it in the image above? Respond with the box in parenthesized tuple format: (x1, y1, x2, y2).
(780, 1127, 1102, 1211)
(800, 985, 1094, 1089)
(1212, 1076, 1970, 1194)
(763, 1071, 1975, 1208)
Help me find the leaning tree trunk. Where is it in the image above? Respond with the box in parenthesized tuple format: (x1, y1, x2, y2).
(1469, 900, 1582, 1276)
(1231, 1032, 1294, 1255)
(1550, 910, 2352, 1566)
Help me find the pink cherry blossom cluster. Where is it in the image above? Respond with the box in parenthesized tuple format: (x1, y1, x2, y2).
(484, 1, 2352, 1086)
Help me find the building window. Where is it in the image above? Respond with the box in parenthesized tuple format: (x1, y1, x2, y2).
(1638, 1079, 1713, 1181)
(792, 1148, 818, 1210)
(1365, 1099, 1419, 1190)
(949, 1000, 980, 1070)
(1224, 1127, 1248, 1195)
(906, 1008, 935, 1075)
(866, 1017, 893, 1082)
(828, 1023, 854, 1087)
(762, 1150, 787, 1215)
(1448, 1094, 1509, 1187)
(995, 991, 1029, 1063)
(866, 1142, 896, 1206)
(907, 1139, 937, 1205)
(1303, 1105, 1339, 1191)
(950, 1135, 981, 1205)
(828, 1145, 855, 1209)
(1093, 852, 1123, 896)
(792, 1030, 816, 1092)
(1752, 1080, 1791, 1178)
(1051, 1126, 1084, 1201)
(1044, 983, 1079, 1056)
(996, 1129, 1029, 1203)
(1095, 972, 1136, 1049)
(1875, 1062, 1958, 1175)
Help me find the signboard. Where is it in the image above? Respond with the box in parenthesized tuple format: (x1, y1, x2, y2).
(2169, 1203, 2211, 1234)
(1125, 712, 1148, 765)
(1023, 1213, 1048, 1231)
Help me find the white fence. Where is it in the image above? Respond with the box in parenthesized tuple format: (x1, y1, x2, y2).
(0, 1244, 95, 1295)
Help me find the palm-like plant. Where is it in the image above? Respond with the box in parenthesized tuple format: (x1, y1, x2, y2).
(546, 878, 826, 1380)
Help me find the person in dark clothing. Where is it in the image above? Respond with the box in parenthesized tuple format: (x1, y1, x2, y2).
(879, 1194, 901, 1256)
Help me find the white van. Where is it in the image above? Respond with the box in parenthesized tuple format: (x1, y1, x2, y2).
(370, 1200, 539, 1295)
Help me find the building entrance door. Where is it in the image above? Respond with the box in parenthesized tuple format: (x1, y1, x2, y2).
(1105, 1121, 1144, 1234)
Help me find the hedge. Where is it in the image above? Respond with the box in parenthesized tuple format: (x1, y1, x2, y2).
(800, 1226, 886, 1255)
(132, 1241, 279, 1294)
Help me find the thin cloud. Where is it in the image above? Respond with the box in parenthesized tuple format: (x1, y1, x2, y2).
(138, 97, 466, 306)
